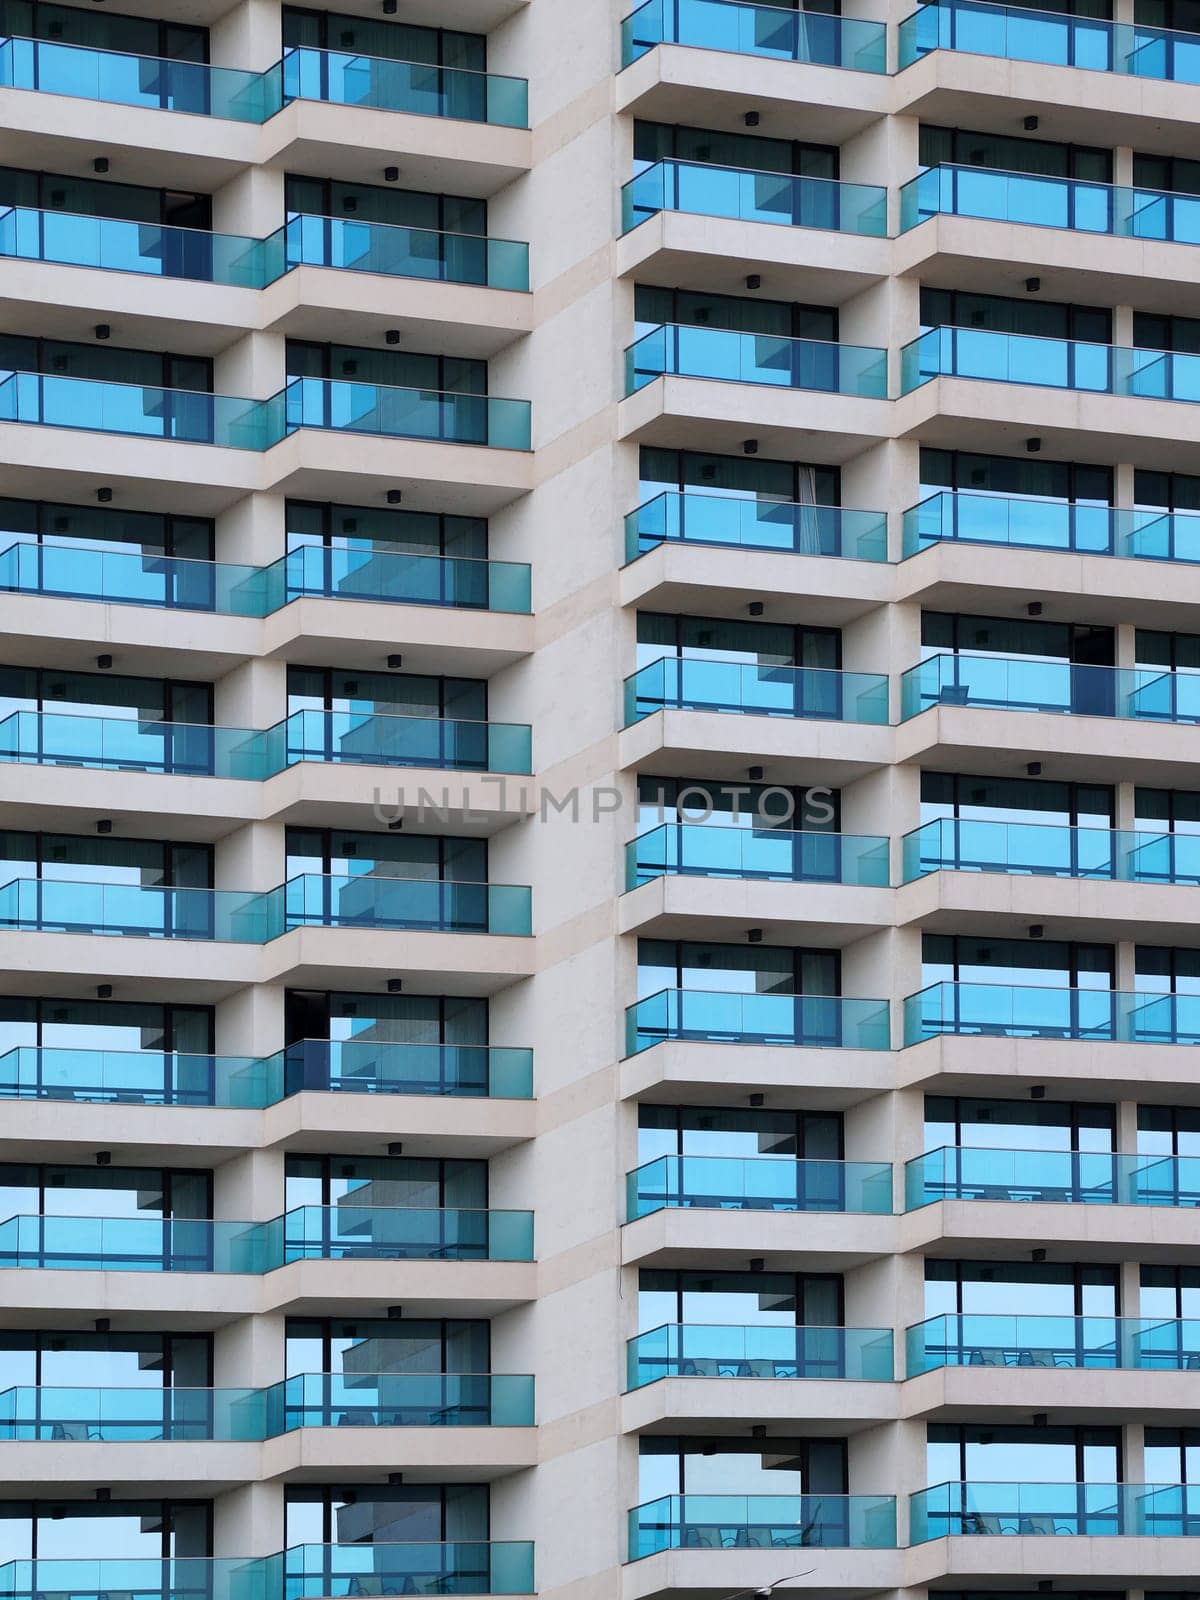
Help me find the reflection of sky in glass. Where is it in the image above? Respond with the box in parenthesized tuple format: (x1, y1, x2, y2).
(928, 1428, 1119, 1485)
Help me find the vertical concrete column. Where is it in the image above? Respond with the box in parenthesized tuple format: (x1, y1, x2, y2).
(209, 0, 284, 73)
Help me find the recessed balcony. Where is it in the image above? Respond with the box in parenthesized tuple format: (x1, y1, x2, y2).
(905, 981, 1200, 1046)
(628, 1492, 897, 1558)
(900, 653, 1200, 723)
(627, 823, 890, 888)
(907, 1313, 1200, 1375)
(627, 490, 888, 564)
(627, 323, 888, 399)
(910, 1480, 1200, 1540)
(902, 817, 1200, 884)
(626, 988, 891, 1054)
(0, 1038, 533, 1107)
(624, 658, 889, 725)
(905, 1145, 1200, 1208)
(621, 0, 888, 75)
(0, 1204, 535, 1270)
(626, 1153, 893, 1219)
(902, 489, 1200, 564)
(622, 160, 886, 239)
(627, 1323, 894, 1387)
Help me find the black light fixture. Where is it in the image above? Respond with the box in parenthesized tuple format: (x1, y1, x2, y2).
(1026, 761, 1042, 776)
(1028, 924, 1045, 939)
(749, 1257, 764, 1272)
(747, 928, 763, 943)
(744, 110, 760, 126)
(387, 653, 404, 669)
(742, 438, 759, 455)
(748, 765, 763, 781)
(388, 1472, 404, 1484)
(383, 0, 397, 12)
(751, 1425, 766, 1439)
(97, 984, 113, 999)
(746, 274, 761, 290)
(386, 489, 403, 505)
(748, 600, 764, 617)
(1025, 276, 1041, 293)
(94, 323, 111, 341)
(1026, 437, 1042, 452)
(97, 654, 112, 669)
(1032, 1247, 1046, 1263)
(387, 978, 404, 993)
(92, 156, 109, 173)
(95, 1489, 111, 1503)
(96, 819, 112, 834)
(385, 329, 401, 345)
(387, 1142, 404, 1157)
(1027, 601, 1043, 616)
(1030, 1084, 1046, 1100)
(748, 1093, 764, 1107)
(1033, 1412, 1048, 1427)
(95, 1151, 111, 1166)
(96, 487, 113, 503)
(387, 1304, 404, 1318)
(95, 1318, 110, 1332)
(1023, 114, 1040, 130)
(384, 166, 400, 182)
(387, 816, 404, 831)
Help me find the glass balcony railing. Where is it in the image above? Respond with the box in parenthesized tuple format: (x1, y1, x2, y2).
(906, 1313, 1200, 1374)
(0, 1205, 534, 1270)
(0, 874, 531, 941)
(901, 489, 1200, 563)
(282, 213, 530, 291)
(0, 370, 286, 448)
(0, 1557, 280, 1600)
(285, 376, 530, 450)
(904, 981, 1200, 1045)
(0, 708, 532, 777)
(910, 1481, 1200, 1540)
(0, 1040, 531, 1108)
(629, 1493, 898, 1558)
(627, 1323, 895, 1387)
(901, 324, 1200, 402)
(900, 653, 1200, 722)
(905, 1145, 1200, 1208)
(0, 1372, 534, 1439)
(626, 1153, 894, 1219)
(902, 817, 1200, 884)
(283, 874, 532, 937)
(624, 656, 889, 724)
(898, 0, 1200, 82)
(622, 159, 886, 236)
(0, 206, 530, 294)
(284, 1542, 534, 1598)
(621, 0, 888, 73)
(283, 1204, 534, 1262)
(0, 206, 277, 286)
(626, 490, 888, 562)
(627, 322, 888, 397)
(626, 987, 892, 1053)
(627, 823, 889, 887)
(901, 162, 1200, 244)
(0, 34, 277, 119)
(280, 46, 528, 127)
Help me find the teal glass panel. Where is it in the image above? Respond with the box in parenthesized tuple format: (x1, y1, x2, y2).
(904, 1146, 1200, 1207)
(285, 377, 530, 449)
(0, 540, 266, 613)
(620, 0, 887, 72)
(625, 988, 892, 1053)
(625, 1154, 893, 1218)
(0, 36, 276, 120)
(909, 1481, 1200, 1540)
(281, 874, 531, 935)
(627, 824, 890, 886)
(900, 490, 1114, 556)
(621, 161, 886, 236)
(282, 708, 532, 773)
(268, 1040, 533, 1100)
(626, 492, 887, 561)
(274, 1371, 533, 1429)
(0, 207, 273, 286)
(628, 1494, 897, 1557)
(282, 1542, 533, 1597)
(0, 1045, 246, 1106)
(0, 878, 283, 941)
(280, 48, 528, 127)
(902, 981, 1200, 1045)
(626, 323, 888, 397)
(624, 659, 889, 724)
(281, 545, 531, 611)
(0, 371, 286, 448)
(283, 214, 529, 290)
(901, 325, 1200, 401)
(627, 1323, 894, 1387)
(905, 1314, 1123, 1374)
(282, 1205, 533, 1262)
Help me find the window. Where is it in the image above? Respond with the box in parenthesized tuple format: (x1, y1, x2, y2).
(638, 1435, 847, 1500)
(284, 175, 485, 237)
(636, 612, 840, 671)
(0, 1500, 211, 1565)
(920, 448, 1112, 506)
(1134, 313, 1200, 355)
(283, 1484, 488, 1546)
(0, 3, 208, 59)
(927, 1424, 1120, 1485)
(636, 775, 839, 831)
(0, 996, 212, 1059)
(1135, 629, 1200, 670)
(0, 830, 211, 889)
(1137, 947, 1200, 993)
(919, 125, 1111, 182)
(0, 337, 211, 392)
(634, 284, 837, 343)
(284, 1153, 487, 1211)
(0, 1330, 211, 1391)
(638, 1268, 843, 1332)
(285, 340, 486, 396)
(0, 167, 211, 229)
(285, 990, 487, 1048)
(1141, 1265, 1200, 1321)
(286, 665, 486, 723)
(924, 1095, 1116, 1151)
(0, 497, 213, 562)
(919, 288, 1112, 345)
(0, 666, 212, 727)
(640, 445, 839, 508)
(920, 772, 1114, 828)
(285, 1317, 488, 1377)
(922, 934, 1115, 991)
(633, 120, 838, 181)
(925, 1260, 1119, 1318)
(637, 1104, 843, 1165)
(286, 501, 485, 561)
(284, 827, 485, 884)
(1133, 153, 1200, 196)
(281, 8, 485, 72)
(637, 938, 840, 998)
(0, 1164, 211, 1220)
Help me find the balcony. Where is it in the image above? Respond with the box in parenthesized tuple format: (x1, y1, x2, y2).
(0, 1548, 535, 1600)
(901, 817, 1200, 884)
(0, 36, 530, 128)
(910, 1481, 1200, 1540)
(283, 213, 530, 291)
(900, 653, 1200, 723)
(901, 489, 1200, 563)
(905, 981, 1200, 1045)
(280, 47, 528, 127)
(285, 1543, 534, 1598)
(898, 0, 1200, 84)
(621, 160, 886, 237)
(901, 325, 1200, 404)
(0, 1372, 534, 1439)
(626, 1153, 893, 1219)
(626, 490, 888, 562)
(0, 371, 284, 449)
(0, 1039, 533, 1107)
(0, 1204, 534, 1270)
(0, 35, 274, 120)
(620, 0, 888, 74)
(0, 875, 532, 940)
(900, 163, 1200, 247)
(628, 1493, 897, 1557)
(904, 1146, 1200, 1208)
(624, 658, 889, 725)
(627, 323, 888, 398)
(627, 823, 889, 888)
(906, 1313, 1200, 1374)
(627, 1323, 894, 1387)
(285, 377, 531, 450)
(0, 709, 532, 777)
(0, 207, 530, 295)
(626, 987, 891, 1053)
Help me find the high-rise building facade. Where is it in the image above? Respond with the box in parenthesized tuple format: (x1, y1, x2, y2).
(2, 1, 1200, 1598)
